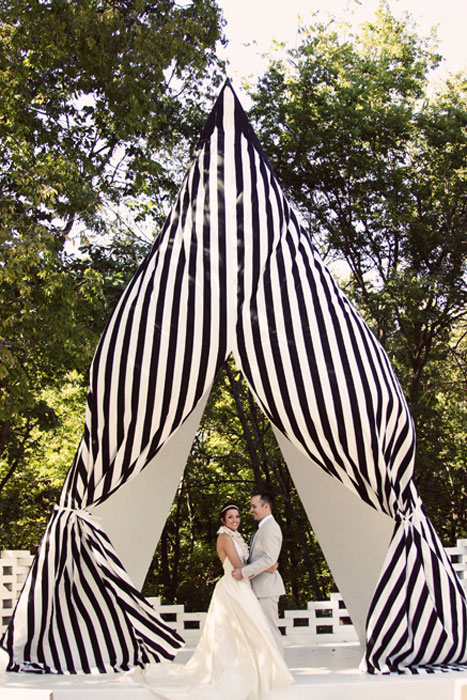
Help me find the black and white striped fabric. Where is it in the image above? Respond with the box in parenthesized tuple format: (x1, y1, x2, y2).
(2, 81, 466, 674)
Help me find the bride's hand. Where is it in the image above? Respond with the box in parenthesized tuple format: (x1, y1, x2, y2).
(266, 562, 278, 573)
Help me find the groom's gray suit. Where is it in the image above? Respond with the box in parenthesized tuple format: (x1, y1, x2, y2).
(241, 515, 285, 649)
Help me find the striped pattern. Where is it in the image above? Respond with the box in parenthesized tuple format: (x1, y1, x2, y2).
(2, 81, 466, 674)
(365, 485, 467, 673)
(2, 508, 184, 673)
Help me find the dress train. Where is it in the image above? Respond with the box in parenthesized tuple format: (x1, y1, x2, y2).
(124, 556, 294, 699)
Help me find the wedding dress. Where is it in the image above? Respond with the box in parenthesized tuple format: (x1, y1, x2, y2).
(125, 534, 294, 700)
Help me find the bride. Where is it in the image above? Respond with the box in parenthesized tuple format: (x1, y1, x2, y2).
(125, 503, 294, 699)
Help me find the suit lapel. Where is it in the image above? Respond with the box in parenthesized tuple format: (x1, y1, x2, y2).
(250, 515, 273, 553)
(249, 526, 261, 561)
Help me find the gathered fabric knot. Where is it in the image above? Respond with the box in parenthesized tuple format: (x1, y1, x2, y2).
(398, 510, 414, 525)
(53, 504, 101, 527)
(396, 489, 424, 527)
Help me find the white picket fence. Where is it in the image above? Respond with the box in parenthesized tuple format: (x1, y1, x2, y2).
(2, 539, 467, 643)
(145, 590, 358, 644)
(0, 550, 34, 635)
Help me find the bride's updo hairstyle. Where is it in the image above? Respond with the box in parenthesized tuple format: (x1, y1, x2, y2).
(219, 502, 239, 523)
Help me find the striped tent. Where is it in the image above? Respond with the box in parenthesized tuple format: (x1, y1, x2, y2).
(2, 81, 467, 675)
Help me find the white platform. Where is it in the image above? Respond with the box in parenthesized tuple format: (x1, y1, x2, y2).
(1, 642, 467, 699)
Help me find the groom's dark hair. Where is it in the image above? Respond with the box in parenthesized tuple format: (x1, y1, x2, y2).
(252, 490, 274, 510)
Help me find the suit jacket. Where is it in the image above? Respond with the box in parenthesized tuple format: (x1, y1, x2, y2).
(241, 515, 285, 598)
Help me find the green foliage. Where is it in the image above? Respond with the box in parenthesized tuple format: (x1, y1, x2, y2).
(0, 223, 151, 518)
(0, 0, 224, 221)
(0, 0, 224, 505)
(0, 223, 152, 549)
(407, 326, 467, 541)
(0, 372, 87, 549)
(248, 3, 467, 542)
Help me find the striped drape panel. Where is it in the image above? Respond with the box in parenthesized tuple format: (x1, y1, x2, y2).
(2, 81, 466, 674)
(226, 84, 467, 673)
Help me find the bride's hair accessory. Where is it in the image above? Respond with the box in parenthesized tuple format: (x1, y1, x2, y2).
(219, 503, 239, 518)
(217, 525, 249, 560)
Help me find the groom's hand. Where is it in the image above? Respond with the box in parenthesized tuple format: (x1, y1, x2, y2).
(231, 568, 243, 580)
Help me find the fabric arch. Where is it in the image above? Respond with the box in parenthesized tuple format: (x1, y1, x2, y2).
(2, 81, 466, 676)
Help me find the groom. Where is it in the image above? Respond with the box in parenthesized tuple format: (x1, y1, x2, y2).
(232, 490, 285, 650)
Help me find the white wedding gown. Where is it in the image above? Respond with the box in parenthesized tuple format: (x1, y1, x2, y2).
(125, 541, 294, 699)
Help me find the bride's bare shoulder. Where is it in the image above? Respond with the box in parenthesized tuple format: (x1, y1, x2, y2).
(217, 531, 234, 552)
(217, 532, 232, 545)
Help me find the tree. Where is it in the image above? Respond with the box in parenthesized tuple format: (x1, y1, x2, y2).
(0, 227, 152, 548)
(0, 372, 87, 549)
(248, 4, 467, 540)
(1, 0, 224, 234)
(0, 0, 224, 497)
(409, 322, 467, 541)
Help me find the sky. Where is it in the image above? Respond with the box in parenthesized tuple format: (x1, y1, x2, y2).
(217, 0, 467, 92)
